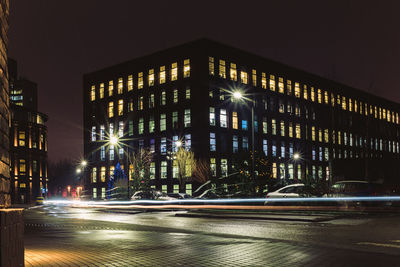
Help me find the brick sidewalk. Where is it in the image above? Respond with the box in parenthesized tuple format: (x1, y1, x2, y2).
(24, 224, 400, 267)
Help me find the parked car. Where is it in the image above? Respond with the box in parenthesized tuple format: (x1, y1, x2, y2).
(265, 184, 306, 199)
(327, 180, 384, 197)
(131, 190, 176, 201)
(35, 197, 44, 205)
(196, 190, 221, 199)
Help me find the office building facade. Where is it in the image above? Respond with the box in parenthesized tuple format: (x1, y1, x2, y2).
(84, 39, 400, 199)
(9, 59, 48, 204)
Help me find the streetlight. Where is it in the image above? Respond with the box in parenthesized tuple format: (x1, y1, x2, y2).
(232, 90, 256, 194)
(293, 153, 301, 161)
(76, 168, 81, 174)
(176, 140, 182, 148)
(81, 160, 87, 167)
(110, 135, 119, 145)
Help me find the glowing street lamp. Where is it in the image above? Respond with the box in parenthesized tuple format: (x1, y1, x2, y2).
(232, 89, 256, 193)
(76, 168, 81, 174)
(81, 160, 87, 167)
(293, 153, 301, 160)
(110, 135, 119, 145)
(176, 140, 182, 148)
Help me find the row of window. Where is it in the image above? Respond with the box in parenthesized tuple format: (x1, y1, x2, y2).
(209, 57, 400, 125)
(90, 59, 190, 101)
(13, 158, 47, 178)
(13, 129, 47, 151)
(91, 111, 191, 141)
(93, 134, 192, 161)
(105, 88, 191, 118)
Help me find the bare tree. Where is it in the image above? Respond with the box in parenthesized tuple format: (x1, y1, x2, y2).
(175, 148, 196, 192)
(192, 158, 210, 184)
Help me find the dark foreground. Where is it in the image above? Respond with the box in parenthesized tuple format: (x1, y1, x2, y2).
(24, 204, 400, 266)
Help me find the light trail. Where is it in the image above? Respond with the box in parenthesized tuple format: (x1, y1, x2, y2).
(43, 196, 400, 207)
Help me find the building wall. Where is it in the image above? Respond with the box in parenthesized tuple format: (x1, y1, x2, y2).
(83, 39, 400, 198)
(0, 0, 10, 207)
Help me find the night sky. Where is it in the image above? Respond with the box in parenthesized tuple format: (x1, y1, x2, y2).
(8, 0, 400, 163)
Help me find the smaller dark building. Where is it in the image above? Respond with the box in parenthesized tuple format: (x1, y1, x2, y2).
(9, 59, 48, 204)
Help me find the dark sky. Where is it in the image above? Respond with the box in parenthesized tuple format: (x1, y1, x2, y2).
(8, 0, 400, 163)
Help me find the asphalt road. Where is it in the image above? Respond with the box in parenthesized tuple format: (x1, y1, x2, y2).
(24, 204, 400, 266)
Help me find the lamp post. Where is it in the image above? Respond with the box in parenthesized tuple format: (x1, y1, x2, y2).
(233, 91, 256, 194)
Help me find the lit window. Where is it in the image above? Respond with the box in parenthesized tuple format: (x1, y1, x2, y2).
(149, 162, 155, 179)
(184, 109, 191, 127)
(173, 89, 178, 103)
(272, 142, 277, 157)
(303, 85, 308, 100)
(119, 148, 124, 159)
(317, 89, 322, 103)
(108, 102, 114, 118)
(148, 69, 154, 86)
(149, 116, 155, 133)
(312, 126, 316, 141)
(221, 159, 228, 177)
(118, 121, 124, 137)
(262, 117, 267, 134)
(287, 80, 292, 95)
(90, 85, 95, 101)
(278, 77, 284, 93)
(185, 134, 191, 151)
(269, 75, 275, 91)
(272, 163, 277, 178)
(138, 118, 144, 134)
(161, 91, 166, 105)
(310, 87, 315, 102)
(272, 119, 276, 135)
(232, 112, 238, 129)
(100, 147, 105, 161)
(242, 120, 248, 130)
(233, 135, 238, 153)
(149, 94, 155, 108)
(281, 142, 286, 158)
(349, 99, 352, 112)
(240, 71, 248, 84)
(171, 62, 178, 81)
(185, 87, 191, 99)
(138, 96, 143, 110)
(295, 124, 301, 139)
(209, 107, 215, 126)
(161, 161, 167, 178)
(252, 69, 257, 86)
(219, 60, 226, 78)
(93, 188, 97, 199)
(263, 139, 268, 156)
(18, 131, 25, 146)
(159, 66, 166, 84)
(118, 99, 123, 116)
(108, 81, 114, 96)
(261, 72, 267, 89)
(209, 57, 215, 75)
(280, 121, 285, 136)
(138, 72, 143, 89)
(118, 77, 123, 94)
(160, 137, 167, 155)
(100, 125, 105, 140)
(220, 109, 227, 128)
(288, 122, 293, 138)
(210, 133, 216, 151)
(230, 63, 237, 81)
(99, 83, 104, 98)
(183, 59, 190, 78)
(210, 158, 216, 176)
(91, 167, 97, 183)
(342, 96, 346, 110)
(294, 83, 300, 98)
(160, 114, 166, 131)
(324, 91, 329, 104)
(128, 75, 133, 91)
(91, 127, 96, 141)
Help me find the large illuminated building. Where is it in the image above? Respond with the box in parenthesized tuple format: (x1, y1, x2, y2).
(9, 59, 48, 204)
(0, 0, 10, 207)
(83, 39, 400, 199)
